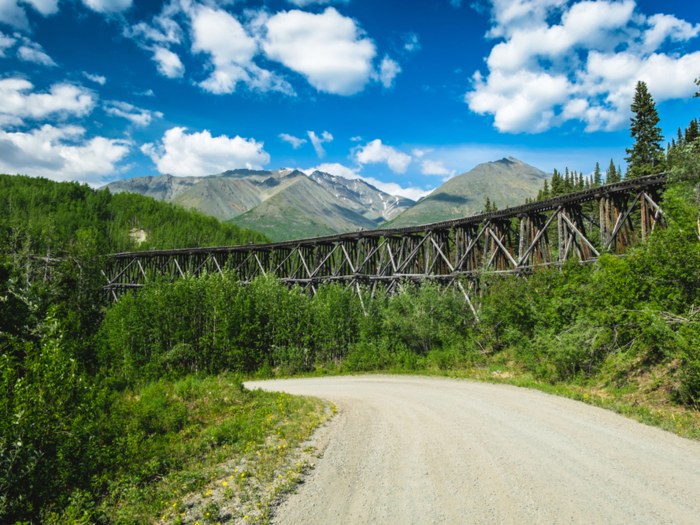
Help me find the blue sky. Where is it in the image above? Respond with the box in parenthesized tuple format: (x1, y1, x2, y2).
(1, 0, 699, 200)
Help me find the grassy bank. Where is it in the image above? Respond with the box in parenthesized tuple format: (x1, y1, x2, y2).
(36, 374, 330, 525)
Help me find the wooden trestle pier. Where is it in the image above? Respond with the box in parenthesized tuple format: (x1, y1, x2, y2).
(103, 172, 668, 311)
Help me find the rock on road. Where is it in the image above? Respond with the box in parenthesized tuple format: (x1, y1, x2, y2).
(246, 376, 700, 524)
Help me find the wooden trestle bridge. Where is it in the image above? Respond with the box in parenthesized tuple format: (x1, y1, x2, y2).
(103, 172, 668, 312)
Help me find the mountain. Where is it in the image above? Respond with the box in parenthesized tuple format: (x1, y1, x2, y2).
(104, 168, 415, 242)
(383, 157, 549, 228)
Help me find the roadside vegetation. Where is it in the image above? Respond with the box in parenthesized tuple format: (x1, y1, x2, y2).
(2, 80, 700, 523)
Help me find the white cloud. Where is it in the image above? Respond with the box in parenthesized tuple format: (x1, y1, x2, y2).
(190, 4, 292, 95)
(303, 162, 430, 201)
(0, 31, 16, 56)
(286, 0, 349, 6)
(403, 33, 420, 53)
(17, 38, 56, 66)
(124, 5, 185, 78)
(153, 46, 185, 78)
(362, 178, 431, 201)
(0, 79, 95, 127)
(83, 72, 106, 85)
(263, 8, 377, 96)
(411, 148, 433, 158)
(303, 162, 359, 179)
(142, 127, 270, 176)
(355, 139, 411, 174)
(307, 130, 333, 158)
(466, 0, 700, 133)
(378, 56, 401, 89)
(0, 124, 130, 184)
(81, 0, 132, 14)
(0, 0, 59, 31)
(104, 100, 162, 126)
(279, 133, 307, 149)
(421, 159, 455, 178)
(136, 89, 155, 97)
(350, 136, 363, 141)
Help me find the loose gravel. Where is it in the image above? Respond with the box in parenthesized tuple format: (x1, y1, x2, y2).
(246, 375, 700, 525)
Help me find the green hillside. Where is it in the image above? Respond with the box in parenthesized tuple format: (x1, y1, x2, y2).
(0, 174, 271, 257)
(384, 157, 549, 228)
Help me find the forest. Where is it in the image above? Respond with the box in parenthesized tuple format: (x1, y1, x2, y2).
(1, 81, 700, 523)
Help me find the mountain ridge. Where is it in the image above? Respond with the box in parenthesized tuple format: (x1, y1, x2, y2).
(104, 168, 416, 241)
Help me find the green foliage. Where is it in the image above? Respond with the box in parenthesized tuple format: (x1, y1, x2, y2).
(0, 175, 270, 258)
(625, 81, 666, 178)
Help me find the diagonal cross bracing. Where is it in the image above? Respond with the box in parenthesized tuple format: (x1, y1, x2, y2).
(103, 172, 668, 306)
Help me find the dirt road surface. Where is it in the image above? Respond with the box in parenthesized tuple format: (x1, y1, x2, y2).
(245, 375, 700, 524)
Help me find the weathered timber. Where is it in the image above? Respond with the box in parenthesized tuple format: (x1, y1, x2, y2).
(103, 172, 668, 306)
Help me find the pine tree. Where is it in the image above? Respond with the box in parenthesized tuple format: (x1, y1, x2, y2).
(551, 168, 565, 196)
(686, 119, 699, 144)
(606, 159, 617, 184)
(542, 179, 550, 199)
(624, 81, 665, 178)
(484, 196, 492, 213)
(593, 162, 602, 187)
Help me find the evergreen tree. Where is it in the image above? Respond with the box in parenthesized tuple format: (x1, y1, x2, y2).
(624, 81, 665, 178)
(686, 119, 699, 144)
(484, 196, 492, 213)
(551, 168, 565, 196)
(542, 179, 550, 199)
(593, 162, 602, 187)
(606, 159, 617, 183)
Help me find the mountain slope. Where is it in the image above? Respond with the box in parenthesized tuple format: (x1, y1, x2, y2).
(106, 174, 206, 202)
(104, 169, 414, 241)
(228, 175, 379, 241)
(383, 157, 549, 228)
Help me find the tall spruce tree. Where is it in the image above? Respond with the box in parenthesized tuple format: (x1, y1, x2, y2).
(593, 162, 602, 187)
(606, 159, 617, 183)
(624, 81, 665, 178)
(686, 119, 699, 144)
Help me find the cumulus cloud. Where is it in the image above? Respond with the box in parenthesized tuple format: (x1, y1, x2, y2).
(104, 101, 162, 126)
(466, 0, 700, 133)
(421, 159, 455, 178)
(403, 33, 421, 53)
(0, 124, 130, 184)
(279, 133, 307, 149)
(16, 38, 56, 66)
(190, 4, 292, 95)
(263, 8, 377, 96)
(411, 148, 433, 158)
(378, 56, 401, 89)
(0, 79, 95, 127)
(124, 4, 185, 78)
(303, 162, 359, 179)
(141, 127, 270, 176)
(0, 0, 59, 31)
(355, 139, 411, 174)
(307, 130, 333, 158)
(303, 161, 430, 201)
(0, 32, 15, 56)
(83, 72, 106, 85)
(81, 0, 132, 14)
(153, 47, 185, 78)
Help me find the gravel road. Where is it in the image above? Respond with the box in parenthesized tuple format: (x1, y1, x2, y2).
(245, 375, 700, 524)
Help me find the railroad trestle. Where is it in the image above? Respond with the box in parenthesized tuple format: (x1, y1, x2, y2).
(103, 172, 668, 311)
